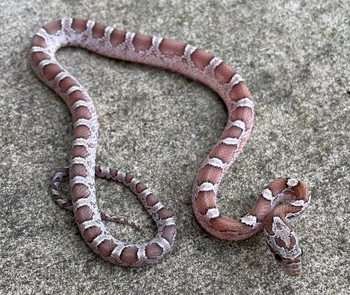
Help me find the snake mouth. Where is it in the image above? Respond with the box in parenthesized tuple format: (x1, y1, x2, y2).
(282, 258, 302, 276)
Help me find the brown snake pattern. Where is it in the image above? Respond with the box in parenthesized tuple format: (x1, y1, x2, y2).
(30, 18, 310, 275)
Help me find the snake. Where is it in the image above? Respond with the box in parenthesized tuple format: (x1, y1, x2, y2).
(30, 18, 310, 276)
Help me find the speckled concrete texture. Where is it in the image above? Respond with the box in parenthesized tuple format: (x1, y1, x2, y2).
(1, 1, 349, 294)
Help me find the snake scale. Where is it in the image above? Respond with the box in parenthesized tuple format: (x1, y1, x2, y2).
(30, 18, 310, 276)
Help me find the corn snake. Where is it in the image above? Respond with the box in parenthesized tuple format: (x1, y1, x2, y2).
(30, 18, 310, 275)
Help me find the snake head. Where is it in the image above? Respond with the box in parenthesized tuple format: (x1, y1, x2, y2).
(264, 216, 302, 276)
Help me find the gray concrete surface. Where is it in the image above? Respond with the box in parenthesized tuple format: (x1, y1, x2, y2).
(1, 0, 349, 294)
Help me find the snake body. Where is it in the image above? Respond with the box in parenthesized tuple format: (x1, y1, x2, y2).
(30, 18, 310, 275)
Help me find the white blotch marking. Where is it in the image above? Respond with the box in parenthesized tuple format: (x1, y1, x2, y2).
(198, 182, 217, 193)
(36, 28, 49, 40)
(221, 137, 240, 146)
(207, 157, 225, 168)
(183, 44, 197, 61)
(51, 188, 59, 195)
(54, 71, 70, 84)
(136, 245, 146, 262)
(206, 56, 222, 73)
(151, 36, 163, 52)
(38, 59, 54, 70)
(62, 18, 73, 31)
(205, 208, 220, 219)
(229, 74, 244, 87)
(86, 20, 95, 32)
(231, 119, 246, 131)
(125, 32, 136, 48)
(156, 236, 171, 251)
(30, 46, 47, 54)
(287, 178, 298, 187)
(111, 243, 128, 260)
(152, 202, 164, 214)
(262, 188, 274, 201)
(240, 215, 257, 227)
(66, 85, 81, 96)
(232, 97, 254, 111)
(74, 118, 91, 128)
(74, 198, 91, 209)
(290, 200, 305, 207)
(100, 166, 111, 176)
(104, 26, 114, 42)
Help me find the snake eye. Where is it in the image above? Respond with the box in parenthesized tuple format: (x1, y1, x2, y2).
(274, 254, 282, 262)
